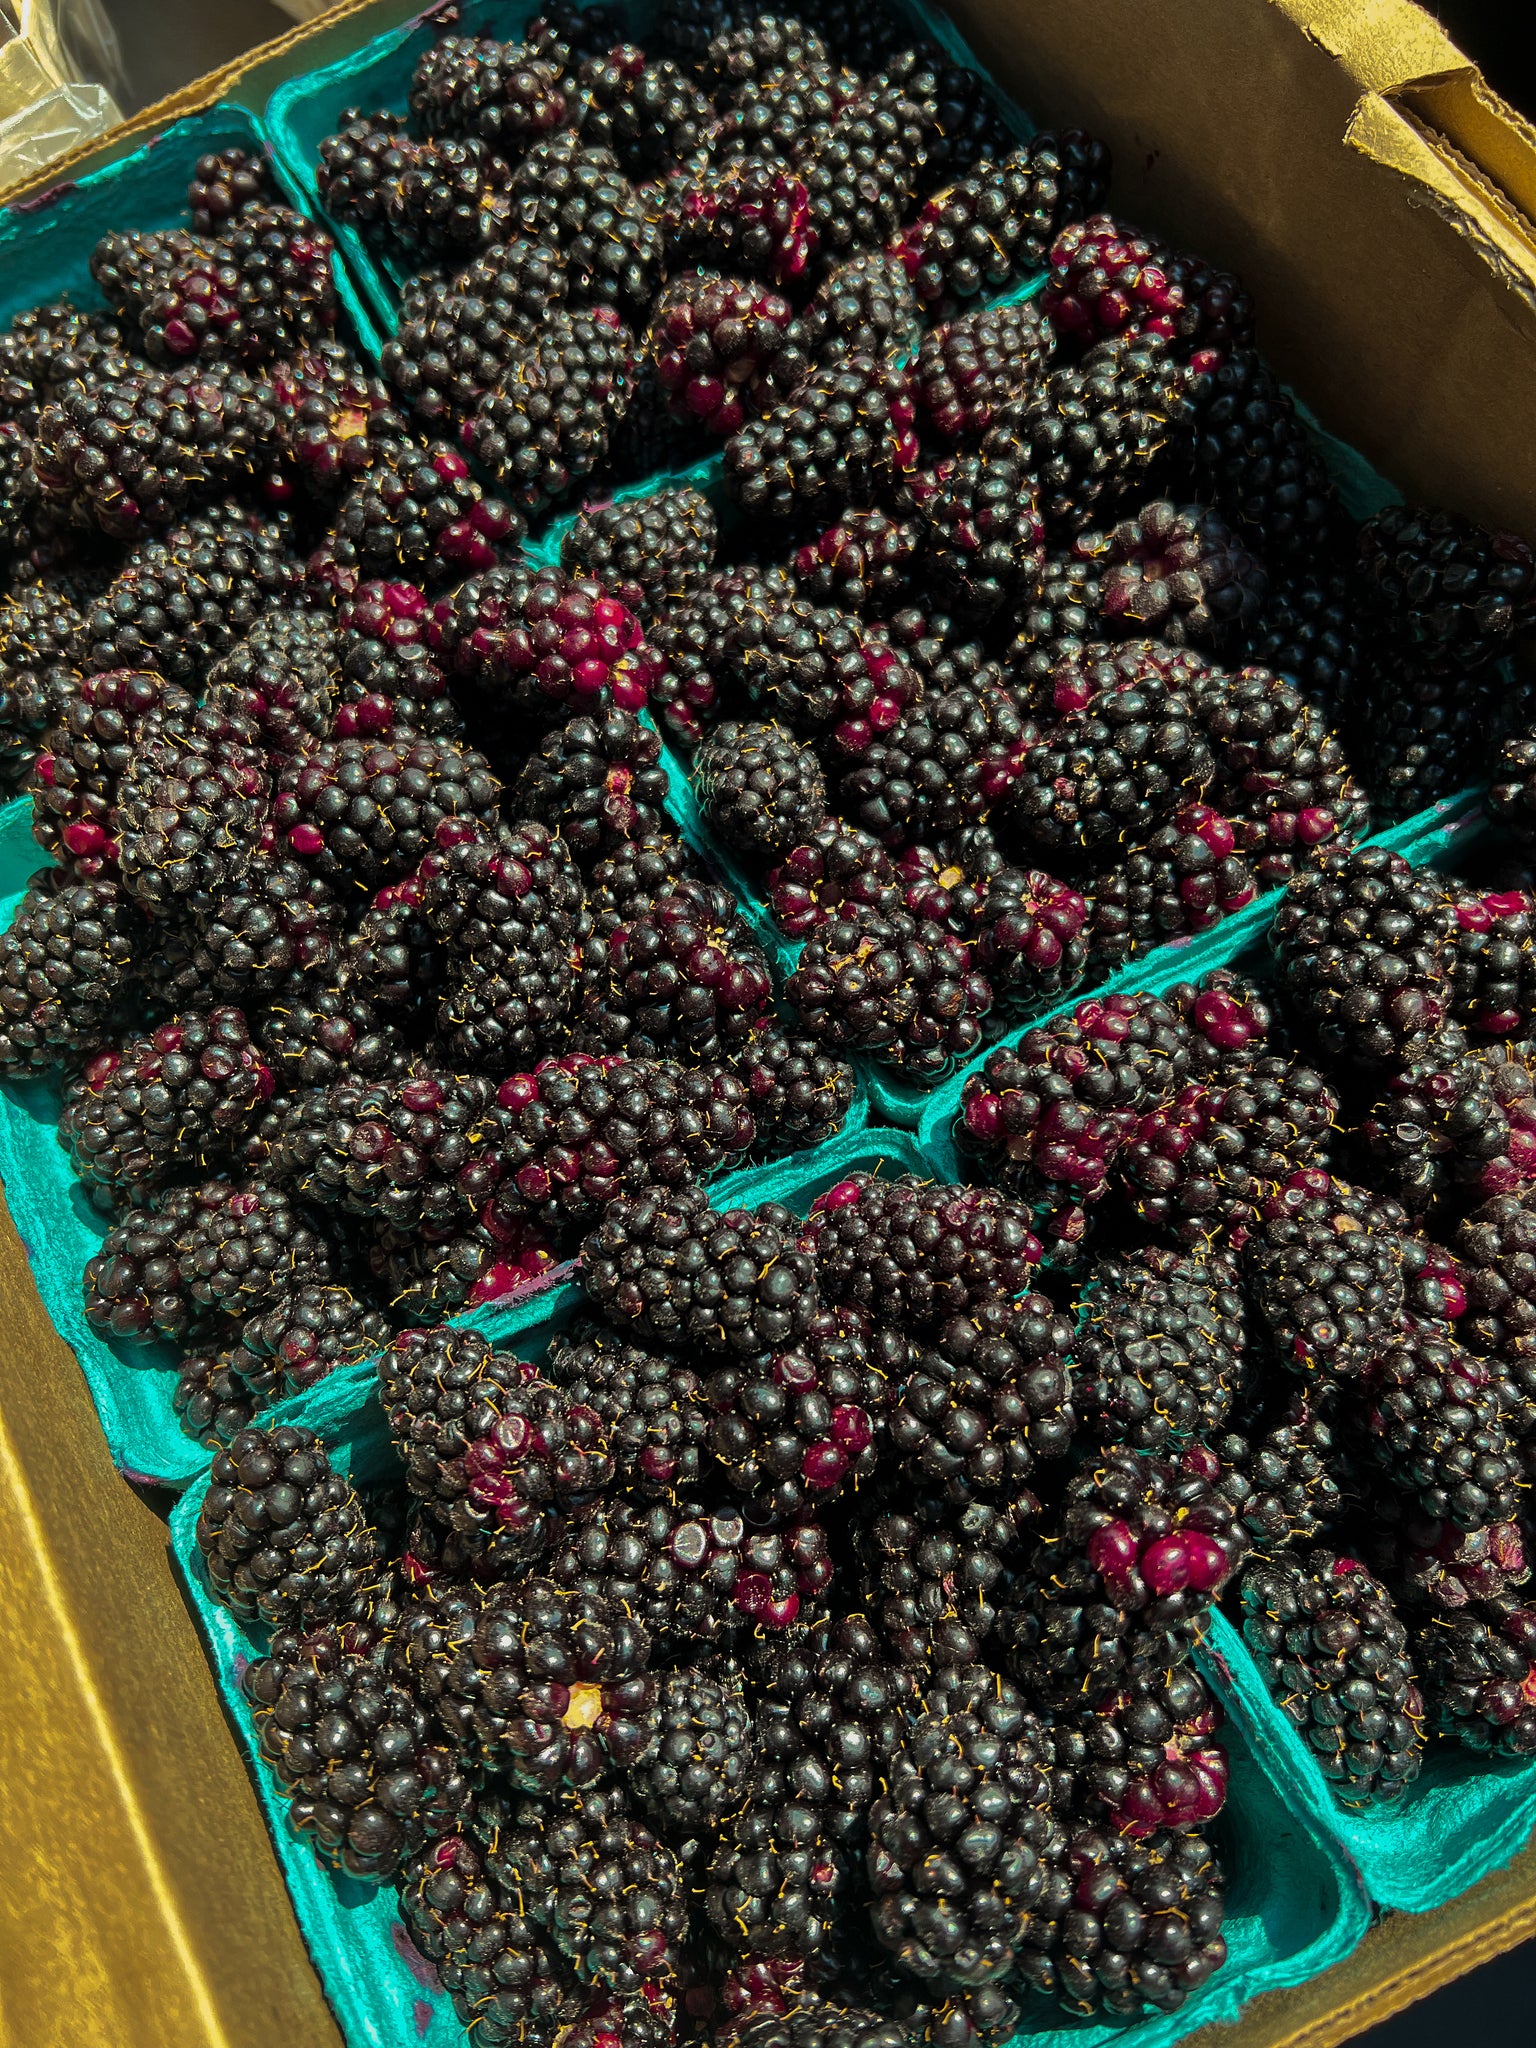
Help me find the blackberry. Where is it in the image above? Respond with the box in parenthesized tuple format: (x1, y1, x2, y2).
(1356, 504, 1536, 670)
(1362, 1325, 1523, 1530)
(808, 1174, 1042, 1332)
(1220, 1393, 1347, 1549)
(891, 131, 1110, 313)
(60, 1006, 272, 1194)
(0, 872, 141, 1074)
(1358, 1038, 1536, 1216)
(581, 1187, 819, 1358)
(328, 434, 521, 579)
(913, 298, 1051, 445)
(1010, 669, 1213, 853)
(276, 1066, 505, 1234)
(1456, 1190, 1536, 1361)
(1019, 1824, 1226, 2018)
(527, 1785, 691, 1999)
(1195, 665, 1367, 884)
(867, 1668, 1052, 1985)
(366, 1211, 557, 1318)
(399, 1829, 572, 2035)
(195, 1424, 379, 1629)
(1190, 349, 1342, 563)
(0, 583, 79, 794)
(1489, 735, 1536, 849)
(439, 1577, 655, 1786)
(724, 353, 918, 521)
(985, 334, 1193, 532)
(495, 1052, 756, 1227)
(1042, 213, 1187, 349)
(920, 453, 1045, 619)
(249, 1620, 473, 1881)
(1085, 806, 1259, 966)
(381, 241, 568, 428)
(1052, 1662, 1228, 1837)
(1076, 499, 1267, 648)
(335, 577, 459, 738)
(428, 562, 649, 727)
(513, 708, 669, 858)
(386, 135, 518, 257)
(706, 1793, 850, 1959)
(463, 304, 636, 516)
(544, 1321, 708, 1499)
(237, 1282, 391, 1400)
(1270, 845, 1458, 1069)
(704, 1303, 891, 1510)
(580, 44, 713, 174)
(559, 486, 717, 619)
(274, 733, 501, 887)
(315, 110, 416, 233)
(1121, 1054, 1338, 1248)
(1241, 562, 1363, 719)
(698, 718, 828, 858)
(589, 830, 705, 920)
(409, 35, 568, 149)
(114, 699, 269, 916)
(790, 510, 920, 614)
(772, 248, 919, 392)
(647, 270, 795, 438)
(0, 417, 39, 548)
(731, 1026, 857, 1159)
(510, 133, 664, 320)
(766, 824, 901, 937)
(784, 905, 994, 1078)
(1416, 1600, 1536, 1756)
(527, 2, 627, 65)
(887, 1293, 1077, 1497)
(207, 605, 339, 753)
(256, 985, 407, 1089)
(175, 1346, 260, 1447)
(1242, 1171, 1409, 1383)
(727, 598, 923, 752)
(633, 1665, 754, 1838)
(838, 679, 1034, 843)
(80, 1185, 206, 1345)
(855, 1487, 1028, 1670)
(663, 156, 819, 289)
(577, 879, 773, 1064)
(1352, 651, 1511, 820)
(790, 80, 931, 258)
(1240, 1551, 1424, 1804)
(1073, 1245, 1247, 1452)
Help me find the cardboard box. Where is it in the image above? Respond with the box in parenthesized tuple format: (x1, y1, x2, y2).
(3, 2, 1536, 2044)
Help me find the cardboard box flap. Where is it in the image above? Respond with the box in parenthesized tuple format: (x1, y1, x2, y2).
(1346, 68, 1536, 335)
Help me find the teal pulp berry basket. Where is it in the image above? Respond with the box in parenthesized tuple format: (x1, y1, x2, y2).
(166, 1115, 1369, 2048)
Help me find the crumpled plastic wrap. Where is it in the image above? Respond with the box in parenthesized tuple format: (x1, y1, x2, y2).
(0, 0, 124, 188)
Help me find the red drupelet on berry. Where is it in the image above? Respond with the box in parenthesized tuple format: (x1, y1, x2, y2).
(429, 562, 650, 726)
(913, 298, 1051, 445)
(647, 271, 795, 436)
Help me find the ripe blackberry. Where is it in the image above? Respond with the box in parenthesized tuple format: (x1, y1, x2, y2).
(1010, 669, 1213, 853)
(1051, 1662, 1228, 1838)
(1270, 845, 1458, 1069)
(328, 434, 522, 578)
(509, 130, 663, 316)
(892, 131, 1110, 312)
(60, 1006, 272, 1194)
(766, 823, 901, 937)
(663, 156, 819, 289)
(856, 1487, 1027, 1670)
(1190, 349, 1342, 563)
(1351, 652, 1512, 821)
(196, 1424, 379, 1629)
(727, 598, 923, 753)
(920, 453, 1045, 619)
(1002, 1447, 1249, 1701)
(237, 1282, 391, 1401)
(839, 679, 1034, 842)
(985, 334, 1193, 532)
(114, 699, 269, 916)
(956, 992, 1192, 1248)
(913, 298, 1051, 445)
(724, 353, 918, 521)
(250, 1621, 473, 1881)
(1356, 505, 1536, 669)
(581, 1187, 819, 1359)
(589, 829, 705, 920)
(1073, 1245, 1247, 1453)
(524, 1782, 691, 2001)
(175, 1346, 260, 1447)
(1416, 1600, 1536, 1756)
(790, 79, 931, 259)
(1219, 1393, 1347, 1549)
(577, 879, 773, 1064)
(731, 1026, 857, 1159)
(1241, 562, 1363, 719)
(1075, 499, 1267, 648)
(462, 304, 636, 516)
(544, 1320, 707, 1500)
(513, 708, 669, 858)
(1362, 1325, 1523, 1530)
(888, 1293, 1076, 1498)
(384, 135, 518, 256)
(0, 583, 79, 794)
(381, 240, 568, 428)
(409, 34, 568, 148)
(400, 1829, 572, 2033)
(706, 1792, 850, 1959)
(790, 510, 920, 614)
(704, 1303, 891, 1511)
(1240, 1551, 1424, 1804)
(559, 486, 718, 620)
(335, 577, 460, 738)
(1120, 1053, 1338, 1247)
(808, 1174, 1042, 1332)
(632, 1664, 754, 1838)
(867, 1668, 1052, 1985)
(1242, 1171, 1409, 1382)
(274, 733, 501, 886)
(1456, 1190, 1536, 1361)
(495, 1052, 756, 1227)
(776, 249, 921, 388)
(646, 270, 794, 437)
(207, 606, 339, 754)
(276, 1066, 505, 1234)
(256, 985, 407, 1088)
(577, 44, 712, 173)
(784, 905, 994, 1078)
(1019, 1824, 1226, 2018)
(186, 146, 270, 233)
(315, 110, 416, 233)
(0, 417, 39, 549)
(0, 872, 141, 1074)
(428, 562, 649, 726)
(698, 718, 828, 858)
(1085, 807, 1259, 967)
(69, 502, 301, 685)
(1358, 1039, 1536, 1215)
(1195, 665, 1367, 884)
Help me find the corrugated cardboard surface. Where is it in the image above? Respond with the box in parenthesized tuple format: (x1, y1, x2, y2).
(2, 2, 1536, 2044)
